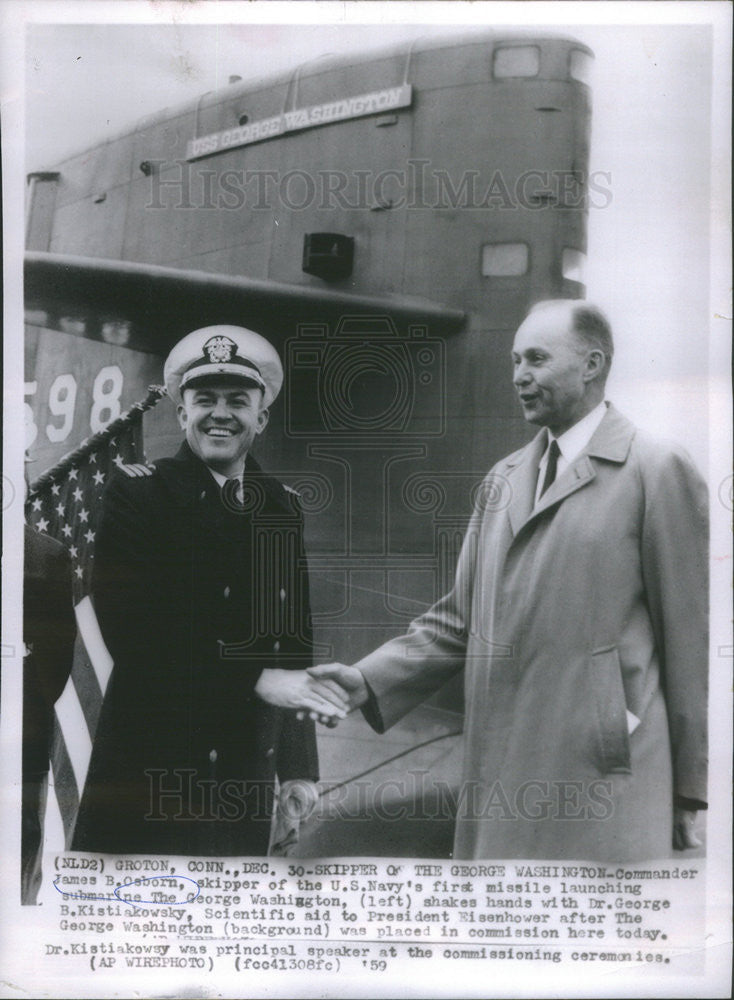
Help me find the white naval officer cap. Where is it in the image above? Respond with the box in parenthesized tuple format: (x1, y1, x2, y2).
(164, 325, 283, 407)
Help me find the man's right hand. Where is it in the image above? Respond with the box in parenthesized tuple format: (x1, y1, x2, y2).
(254, 668, 348, 726)
(307, 663, 369, 712)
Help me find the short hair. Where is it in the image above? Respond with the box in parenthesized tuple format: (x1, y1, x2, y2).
(570, 303, 614, 376)
(529, 299, 614, 378)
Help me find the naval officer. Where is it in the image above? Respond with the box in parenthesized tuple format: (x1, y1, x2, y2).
(73, 325, 346, 856)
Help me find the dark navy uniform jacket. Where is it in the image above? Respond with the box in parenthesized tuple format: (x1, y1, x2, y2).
(72, 441, 318, 856)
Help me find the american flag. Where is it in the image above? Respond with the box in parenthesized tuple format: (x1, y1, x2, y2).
(25, 385, 166, 845)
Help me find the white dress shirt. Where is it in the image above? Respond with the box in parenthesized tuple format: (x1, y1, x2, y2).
(534, 400, 608, 506)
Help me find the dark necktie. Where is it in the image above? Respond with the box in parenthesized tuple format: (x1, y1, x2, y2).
(539, 439, 561, 498)
(222, 476, 244, 509)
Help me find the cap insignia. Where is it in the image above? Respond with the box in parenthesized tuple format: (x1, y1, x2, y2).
(203, 335, 237, 365)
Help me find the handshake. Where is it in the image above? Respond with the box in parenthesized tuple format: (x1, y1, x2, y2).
(254, 664, 369, 726)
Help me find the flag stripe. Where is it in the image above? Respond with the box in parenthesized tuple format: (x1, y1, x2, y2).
(75, 595, 114, 693)
(49, 716, 80, 847)
(69, 636, 103, 741)
(53, 681, 93, 796)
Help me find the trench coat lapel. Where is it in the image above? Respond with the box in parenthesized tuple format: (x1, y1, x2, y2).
(506, 431, 547, 537)
(506, 404, 636, 537)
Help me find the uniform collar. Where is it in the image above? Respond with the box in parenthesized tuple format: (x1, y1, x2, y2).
(207, 466, 244, 489)
(170, 441, 295, 513)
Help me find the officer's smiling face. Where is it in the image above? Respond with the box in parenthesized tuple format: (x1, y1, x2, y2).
(177, 377, 269, 477)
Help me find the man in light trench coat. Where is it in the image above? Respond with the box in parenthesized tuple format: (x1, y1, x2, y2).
(308, 299, 709, 863)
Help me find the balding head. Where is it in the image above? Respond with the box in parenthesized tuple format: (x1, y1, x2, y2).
(528, 300, 614, 380)
(511, 300, 612, 435)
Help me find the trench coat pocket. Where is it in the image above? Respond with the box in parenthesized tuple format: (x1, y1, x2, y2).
(590, 646, 632, 774)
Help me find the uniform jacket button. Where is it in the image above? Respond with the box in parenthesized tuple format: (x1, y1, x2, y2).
(265, 747, 275, 758)
(273, 640, 280, 653)
(209, 749, 218, 763)
(279, 588, 286, 601)
(223, 585, 231, 598)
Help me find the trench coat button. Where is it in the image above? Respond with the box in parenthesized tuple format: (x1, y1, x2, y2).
(209, 749, 218, 763)
(279, 588, 286, 602)
(223, 586, 231, 598)
(273, 640, 280, 653)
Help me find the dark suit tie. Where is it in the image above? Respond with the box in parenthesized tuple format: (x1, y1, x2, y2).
(539, 439, 561, 497)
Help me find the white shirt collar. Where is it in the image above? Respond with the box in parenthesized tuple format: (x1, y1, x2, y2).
(549, 399, 608, 464)
(534, 401, 608, 506)
(207, 467, 244, 488)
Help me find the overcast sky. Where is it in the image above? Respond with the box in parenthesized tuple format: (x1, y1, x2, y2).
(13, 5, 731, 470)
